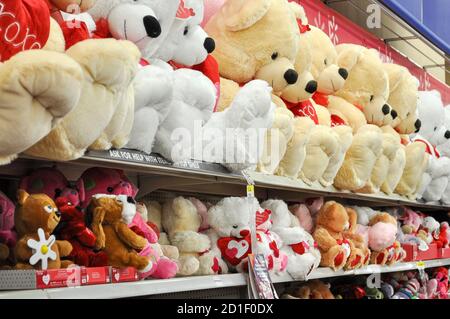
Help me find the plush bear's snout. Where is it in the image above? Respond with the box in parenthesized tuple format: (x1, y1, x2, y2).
(204, 37, 215, 54)
(338, 68, 348, 80)
(143, 15, 162, 38)
(305, 80, 318, 94)
(284, 69, 298, 85)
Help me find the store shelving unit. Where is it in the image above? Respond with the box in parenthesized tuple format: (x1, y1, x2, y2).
(1, 259, 449, 299)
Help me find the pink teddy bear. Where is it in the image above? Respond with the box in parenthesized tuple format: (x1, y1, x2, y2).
(19, 167, 85, 207)
(0, 192, 16, 250)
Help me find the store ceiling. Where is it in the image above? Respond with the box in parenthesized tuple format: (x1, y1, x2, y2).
(323, 0, 449, 85)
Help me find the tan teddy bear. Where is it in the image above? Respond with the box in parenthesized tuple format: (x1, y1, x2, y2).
(283, 280, 335, 299)
(162, 197, 219, 276)
(313, 201, 362, 271)
(205, 0, 300, 174)
(25, 2, 140, 161)
(14, 190, 73, 270)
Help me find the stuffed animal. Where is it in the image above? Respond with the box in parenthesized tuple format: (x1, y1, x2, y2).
(434, 222, 449, 248)
(87, 195, 153, 272)
(432, 267, 449, 299)
(289, 203, 314, 234)
(162, 197, 221, 276)
(77, 167, 138, 208)
(20, 167, 85, 206)
(437, 105, 450, 205)
(0, 0, 83, 165)
(14, 190, 73, 270)
(25, 0, 141, 161)
(0, 192, 16, 252)
(205, 0, 301, 173)
(283, 280, 335, 299)
(412, 90, 449, 202)
(55, 197, 108, 267)
(261, 200, 320, 280)
(313, 201, 359, 271)
(344, 208, 371, 268)
(207, 197, 288, 274)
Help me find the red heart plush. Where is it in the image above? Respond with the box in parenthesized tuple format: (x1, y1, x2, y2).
(256, 209, 271, 227)
(290, 241, 310, 255)
(217, 236, 251, 266)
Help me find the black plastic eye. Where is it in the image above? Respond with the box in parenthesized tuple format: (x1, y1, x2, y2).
(232, 225, 238, 229)
(370, 95, 374, 102)
(184, 26, 189, 36)
(107, 187, 114, 193)
(434, 126, 437, 132)
(271, 52, 279, 60)
(324, 58, 327, 65)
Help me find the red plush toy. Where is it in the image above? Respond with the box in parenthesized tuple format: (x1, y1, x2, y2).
(434, 222, 449, 249)
(55, 197, 108, 267)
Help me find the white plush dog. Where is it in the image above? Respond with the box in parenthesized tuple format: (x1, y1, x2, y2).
(437, 105, 450, 205)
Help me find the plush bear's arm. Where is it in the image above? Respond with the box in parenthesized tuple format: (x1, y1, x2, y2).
(343, 231, 365, 246)
(114, 222, 148, 250)
(272, 226, 310, 245)
(171, 231, 211, 253)
(56, 240, 73, 257)
(313, 227, 338, 251)
(14, 238, 33, 262)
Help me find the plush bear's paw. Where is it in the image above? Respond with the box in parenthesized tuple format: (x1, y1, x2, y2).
(177, 256, 200, 276)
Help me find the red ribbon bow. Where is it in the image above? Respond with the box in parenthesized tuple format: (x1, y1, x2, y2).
(297, 19, 311, 34)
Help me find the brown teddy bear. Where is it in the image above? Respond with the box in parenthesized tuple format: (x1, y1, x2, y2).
(283, 280, 335, 299)
(14, 190, 73, 270)
(88, 195, 152, 272)
(313, 201, 362, 271)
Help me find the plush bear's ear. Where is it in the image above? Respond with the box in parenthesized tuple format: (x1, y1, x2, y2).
(383, 63, 405, 94)
(336, 45, 364, 73)
(288, 1, 308, 24)
(222, 0, 272, 31)
(17, 190, 29, 206)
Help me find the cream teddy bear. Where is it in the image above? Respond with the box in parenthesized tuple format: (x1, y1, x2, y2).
(162, 197, 221, 276)
(0, 1, 83, 165)
(261, 200, 320, 280)
(331, 45, 388, 191)
(26, 1, 141, 161)
(437, 105, 450, 205)
(205, 0, 301, 174)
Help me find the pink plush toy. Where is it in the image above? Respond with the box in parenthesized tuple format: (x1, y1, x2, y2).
(78, 167, 138, 208)
(202, 0, 225, 27)
(0, 192, 16, 249)
(289, 203, 314, 234)
(399, 208, 423, 234)
(189, 197, 210, 232)
(19, 167, 85, 206)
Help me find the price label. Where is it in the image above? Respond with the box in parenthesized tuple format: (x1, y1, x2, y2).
(247, 185, 255, 197)
(416, 261, 425, 269)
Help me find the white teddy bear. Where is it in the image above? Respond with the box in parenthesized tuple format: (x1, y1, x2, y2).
(437, 105, 450, 205)
(261, 200, 320, 280)
(413, 91, 450, 203)
(207, 197, 288, 275)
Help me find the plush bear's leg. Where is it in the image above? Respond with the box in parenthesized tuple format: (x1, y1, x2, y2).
(177, 254, 200, 276)
(370, 250, 388, 266)
(127, 108, 160, 154)
(321, 246, 347, 271)
(345, 249, 363, 270)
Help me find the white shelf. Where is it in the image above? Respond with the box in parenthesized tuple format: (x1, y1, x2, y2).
(1, 259, 449, 299)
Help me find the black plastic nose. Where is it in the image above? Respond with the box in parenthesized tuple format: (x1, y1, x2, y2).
(143, 16, 161, 38)
(445, 130, 450, 139)
(338, 68, 348, 80)
(391, 110, 398, 119)
(382, 104, 390, 115)
(127, 196, 136, 204)
(204, 37, 215, 54)
(284, 69, 298, 85)
(305, 80, 318, 94)
(415, 119, 422, 132)
(55, 211, 61, 217)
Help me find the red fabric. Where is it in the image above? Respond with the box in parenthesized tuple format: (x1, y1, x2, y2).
(217, 236, 251, 266)
(290, 241, 310, 255)
(59, 20, 90, 49)
(55, 197, 108, 267)
(296, 18, 311, 34)
(0, 0, 51, 62)
(330, 114, 346, 127)
(93, 18, 111, 39)
(312, 92, 330, 107)
(176, 0, 196, 19)
(434, 224, 449, 248)
(255, 209, 271, 228)
(284, 99, 319, 124)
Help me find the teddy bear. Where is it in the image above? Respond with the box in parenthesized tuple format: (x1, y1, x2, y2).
(313, 201, 361, 271)
(14, 190, 73, 270)
(355, 210, 404, 265)
(261, 200, 320, 280)
(24, 0, 141, 161)
(205, 0, 302, 173)
(20, 167, 85, 207)
(162, 196, 222, 276)
(282, 280, 335, 299)
(0, 191, 16, 267)
(54, 196, 108, 267)
(0, 0, 84, 165)
(436, 105, 450, 204)
(411, 90, 449, 202)
(86, 194, 154, 273)
(344, 207, 371, 268)
(207, 197, 288, 274)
